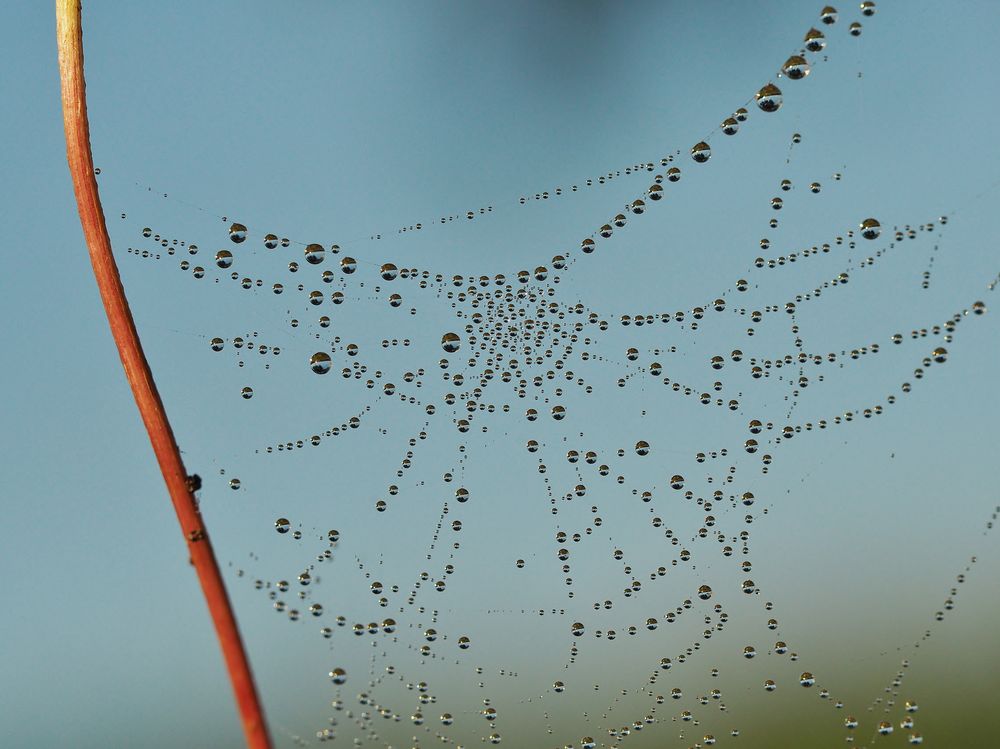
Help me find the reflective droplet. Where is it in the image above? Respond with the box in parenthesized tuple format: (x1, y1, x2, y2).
(310, 352, 332, 374)
(804, 28, 827, 52)
(756, 84, 783, 113)
(782, 55, 810, 80)
(860, 218, 881, 239)
(228, 223, 247, 243)
(304, 243, 325, 265)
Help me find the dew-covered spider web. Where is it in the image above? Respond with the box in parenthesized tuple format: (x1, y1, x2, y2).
(93, 3, 1000, 747)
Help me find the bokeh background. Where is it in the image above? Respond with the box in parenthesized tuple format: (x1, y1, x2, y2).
(2, 2, 999, 747)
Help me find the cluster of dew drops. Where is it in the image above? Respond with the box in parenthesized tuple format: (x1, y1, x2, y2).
(114, 4, 1000, 748)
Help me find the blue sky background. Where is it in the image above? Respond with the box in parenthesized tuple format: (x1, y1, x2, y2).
(2, 2, 999, 747)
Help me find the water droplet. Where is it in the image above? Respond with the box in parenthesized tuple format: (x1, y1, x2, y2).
(756, 84, 783, 112)
(229, 223, 247, 243)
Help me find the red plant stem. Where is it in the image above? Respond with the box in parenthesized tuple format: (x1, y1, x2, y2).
(55, 3, 272, 747)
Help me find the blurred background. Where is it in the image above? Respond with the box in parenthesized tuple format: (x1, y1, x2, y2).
(2, 2, 998, 747)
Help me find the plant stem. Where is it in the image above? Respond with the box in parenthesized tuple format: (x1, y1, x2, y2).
(55, 2, 272, 746)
